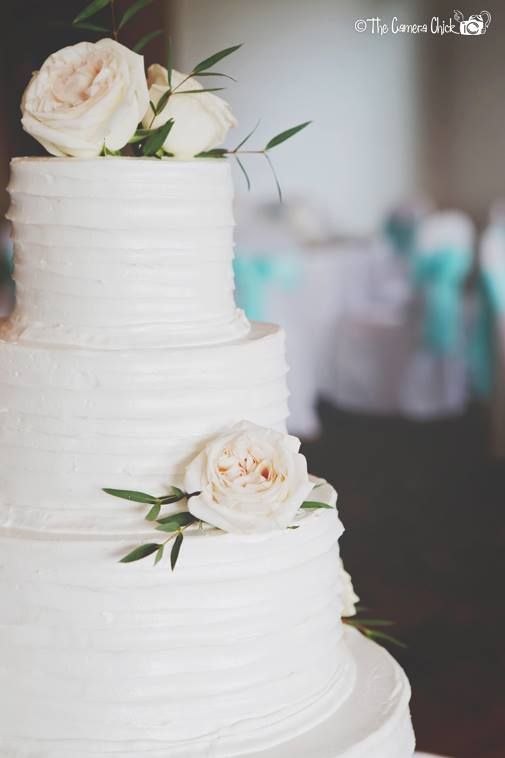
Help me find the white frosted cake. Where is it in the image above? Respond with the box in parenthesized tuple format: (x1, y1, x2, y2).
(0, 157, 414, 757)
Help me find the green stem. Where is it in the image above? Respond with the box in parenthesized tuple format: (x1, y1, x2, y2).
(171, 74, 193, 92)
(231, 148, 266, 155)
(162, 524, 189, 547)
(111, 0, 118, 40)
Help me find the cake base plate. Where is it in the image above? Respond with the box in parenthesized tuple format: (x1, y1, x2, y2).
(245, 626, 415, 758)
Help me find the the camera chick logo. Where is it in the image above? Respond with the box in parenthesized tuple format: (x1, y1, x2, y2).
(453, 9, 492, 35)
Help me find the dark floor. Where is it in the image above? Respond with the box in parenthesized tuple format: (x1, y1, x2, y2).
(302, 401, 505, 758)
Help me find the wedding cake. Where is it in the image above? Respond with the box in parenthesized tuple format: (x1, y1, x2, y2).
(0, 14, 414, 757)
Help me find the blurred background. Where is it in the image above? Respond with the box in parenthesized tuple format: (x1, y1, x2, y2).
(1, 1, 504, 756)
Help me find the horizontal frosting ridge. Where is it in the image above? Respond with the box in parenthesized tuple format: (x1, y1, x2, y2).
(6, 157, 247, 349)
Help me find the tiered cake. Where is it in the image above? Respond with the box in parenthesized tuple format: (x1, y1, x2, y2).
(0, 157, 414, 757)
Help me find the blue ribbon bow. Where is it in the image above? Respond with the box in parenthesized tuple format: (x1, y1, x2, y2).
(412, 247, 472, 354)
(233, 251, 301, 321)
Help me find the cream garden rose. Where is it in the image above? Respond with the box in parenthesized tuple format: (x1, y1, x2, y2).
(143, 64, 237, 158)
(184, 421, 313, 534)
(21, 39, 149, 158)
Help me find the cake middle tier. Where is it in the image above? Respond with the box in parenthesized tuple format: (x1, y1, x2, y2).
(0, 323, 288, 535)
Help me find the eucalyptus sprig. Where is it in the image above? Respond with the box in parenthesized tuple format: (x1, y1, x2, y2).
(343, 612, 406, 649)
(104, 485, 334, 571)
(197, 121, 312, 202)
(73, 0, 160, 50)
(103, 486, 201, 570)
(69, 9, 311, 200)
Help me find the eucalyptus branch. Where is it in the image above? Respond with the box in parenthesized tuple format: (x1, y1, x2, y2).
(72, 0, 164, 48)
(196, 121, 311, 201)
(105, 483, 332, 571)
(104, 486, 203, 569)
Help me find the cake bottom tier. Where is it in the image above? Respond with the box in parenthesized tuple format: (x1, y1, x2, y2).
(0, 504, 361, 757)
(246, 627, 415, 758)
(0, 627, 414, 758)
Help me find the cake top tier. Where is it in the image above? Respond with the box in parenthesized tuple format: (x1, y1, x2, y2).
(8, 156, 234, 226)
(4, 157, 250, 349)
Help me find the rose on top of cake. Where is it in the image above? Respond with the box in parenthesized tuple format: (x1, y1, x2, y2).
(18, 0, 311, 197)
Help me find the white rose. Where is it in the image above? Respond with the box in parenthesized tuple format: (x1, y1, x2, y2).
(184, 421, 313, 534)
(143, 64, 237, 157)
(21, 39, 149, 158)
(339, 559, 360, 617)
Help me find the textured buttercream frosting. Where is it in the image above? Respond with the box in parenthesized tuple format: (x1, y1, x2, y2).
(0, 157, 413, 757)
(0, 322, 288, 534)
(5, 157, 249, 347)
(0, 490, 357, 757)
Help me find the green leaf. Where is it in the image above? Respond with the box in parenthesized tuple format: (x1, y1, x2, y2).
(142, 118, 174, 156)
(235, 155, 251, 191)
(156, 521, 180, 533)
(364, 629, 407, 649)
(154, 88, 171, 115)
(73, 0, 111, 25)
(197, 72, 237, 82)
(133, 29, 164, 53)
(103, 488, 159, 504)
(196, 149, 229, 158)
(265, 121, 312, 151)
(157, 512, 196, 528)
(264, 152, 283, 203)
(120, 543, 161, 563)
(119, 0, 154, 29)
(192, 43, 242, 74)
(346, 618, 395, 628)
(101, 146, 122, 157)
(128, 129, 152, 144)
(176, 88, 225, 95)
(166, 486, 185, 500)
(171, 532, 184, 570)
(74, 21, 109, 32)
(159, 488, 186, 505)
(300, 500, 334, 510)
(287, 525, 300, 530)
(154, 543, 164, 565)
(233, 119, 261, 152)
(145, 503, 161, 521)
(167, 37, 173, 89)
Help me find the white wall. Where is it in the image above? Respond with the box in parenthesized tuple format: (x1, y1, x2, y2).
(168, 0, 423, 235)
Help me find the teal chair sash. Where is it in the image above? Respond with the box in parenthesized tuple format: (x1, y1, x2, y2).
(469, 266, 505, 397)
(234, 251, 301, 321)
(384, 216, 416, 257)
(412, 247, 472, 354)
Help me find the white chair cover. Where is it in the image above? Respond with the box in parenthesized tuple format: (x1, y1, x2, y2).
(399, 211, 474, 418)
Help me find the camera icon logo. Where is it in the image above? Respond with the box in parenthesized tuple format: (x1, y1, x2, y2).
(453, 9, 492, 35)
